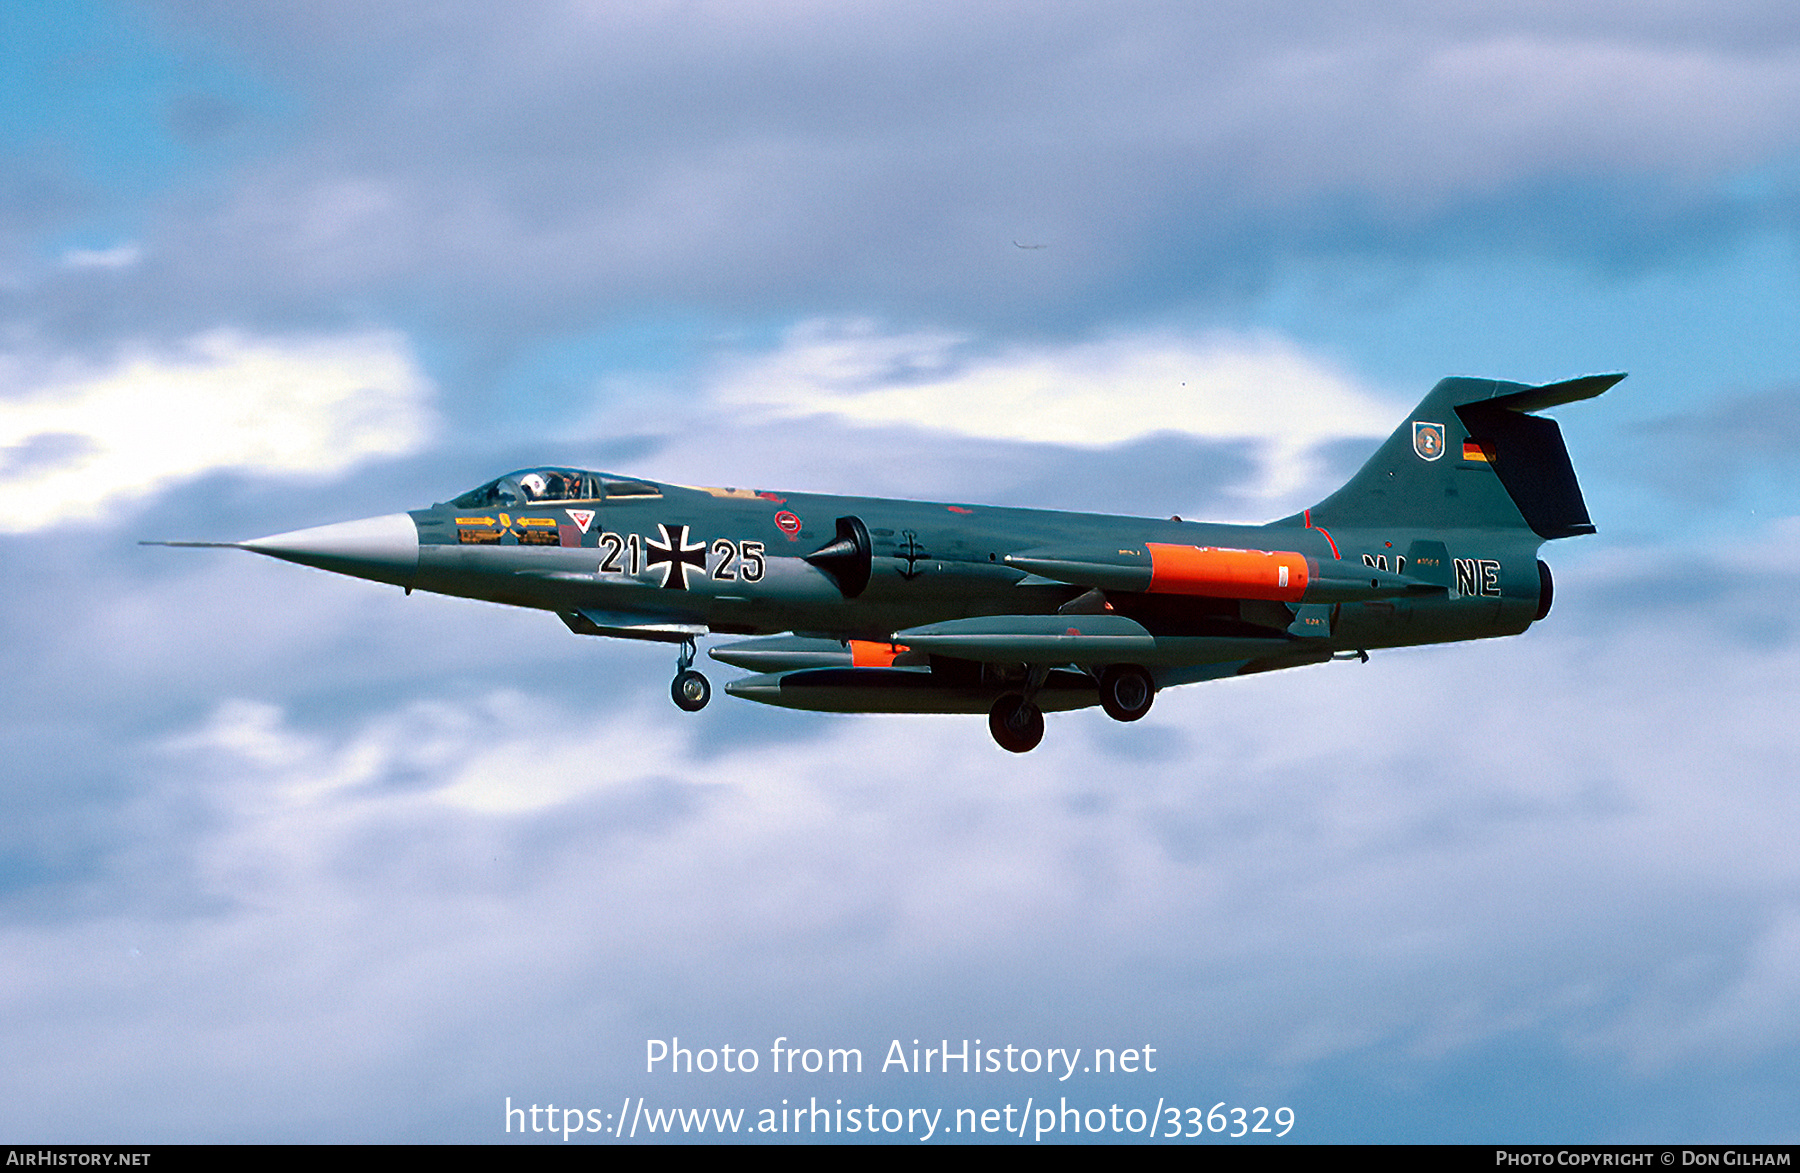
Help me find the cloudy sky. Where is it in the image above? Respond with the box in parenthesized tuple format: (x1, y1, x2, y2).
(4, 0, 1800, 1144)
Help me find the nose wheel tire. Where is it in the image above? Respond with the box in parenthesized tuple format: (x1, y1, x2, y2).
(672, 669, 711, 712)
(1097, 664, 1155, 722)
(988, 692, 1045, 753)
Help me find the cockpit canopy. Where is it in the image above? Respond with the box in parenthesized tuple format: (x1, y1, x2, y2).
(450, 467, 661, 509)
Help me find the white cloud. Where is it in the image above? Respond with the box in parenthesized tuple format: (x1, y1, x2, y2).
(60, 243, 143, 270)
(0, 330, 435, 532)
(690, 321, 1399, 503)
(711, 320, 1395, 449)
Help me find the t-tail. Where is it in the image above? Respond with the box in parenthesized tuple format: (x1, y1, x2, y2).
(1295, 372, 1624, 539)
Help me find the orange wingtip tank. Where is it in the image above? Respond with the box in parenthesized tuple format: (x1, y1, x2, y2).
(1145, 544, 1310, 601)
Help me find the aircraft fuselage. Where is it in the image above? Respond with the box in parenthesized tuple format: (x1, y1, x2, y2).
(402, 484, 1544, 660)
(155, 370, 1617, 751)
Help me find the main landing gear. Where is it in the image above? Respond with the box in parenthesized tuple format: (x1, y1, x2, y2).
(988, 664, 1050, 753)
(671, 637, 710, 712)
(986, 662, 1159, 752)
(1096, 663, 1155, 722)
(989, 693, 1045, 753)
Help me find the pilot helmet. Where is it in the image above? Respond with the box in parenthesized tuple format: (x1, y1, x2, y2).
(518, 472, 547, 499)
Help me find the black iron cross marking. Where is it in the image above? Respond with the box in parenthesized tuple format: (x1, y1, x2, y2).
(896, 529, 928, 580)
(645, 523, 707, 589)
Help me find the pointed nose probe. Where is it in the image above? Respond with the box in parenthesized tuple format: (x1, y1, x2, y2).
(237, 513, 421, 588)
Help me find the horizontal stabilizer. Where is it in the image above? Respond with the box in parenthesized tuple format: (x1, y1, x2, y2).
(1480, 372, 1625, 414)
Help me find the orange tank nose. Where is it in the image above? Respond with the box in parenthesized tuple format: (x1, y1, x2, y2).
(849, 640, 909, 667)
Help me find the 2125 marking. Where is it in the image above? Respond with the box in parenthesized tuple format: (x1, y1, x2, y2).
(596, 532, 763, 583)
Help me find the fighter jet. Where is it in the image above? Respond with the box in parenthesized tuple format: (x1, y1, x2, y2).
(150, 372, 1619, 752)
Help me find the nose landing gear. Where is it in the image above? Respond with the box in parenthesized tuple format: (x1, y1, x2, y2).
(671, 637, 711, 712)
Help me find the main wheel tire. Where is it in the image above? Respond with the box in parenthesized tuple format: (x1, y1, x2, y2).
(1097, 664, 1155, 722)
(988, 692, 1045, 753)
(672, 669, 711, 712)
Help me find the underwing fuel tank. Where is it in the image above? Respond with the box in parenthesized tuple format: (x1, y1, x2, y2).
(892, 614, 1293, 667)
(709, 636, 924, 672)
(1004, 544, 1442, 603)
(724, 667, 1101, 715)
(894, 613, 1155, 661)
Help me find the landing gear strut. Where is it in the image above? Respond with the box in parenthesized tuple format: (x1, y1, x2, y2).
(671, 637, 710, 712)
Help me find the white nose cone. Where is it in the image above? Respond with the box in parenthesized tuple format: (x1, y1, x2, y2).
(240, 512, 420, 588)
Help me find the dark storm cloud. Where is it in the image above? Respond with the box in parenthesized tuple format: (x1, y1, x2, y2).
(15, 0, 1800, 354)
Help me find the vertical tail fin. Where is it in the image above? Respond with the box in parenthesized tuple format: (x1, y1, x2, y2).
(1299, 372, 1623, 538)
